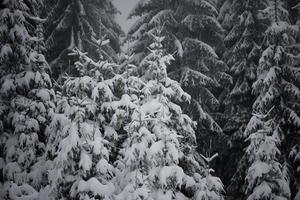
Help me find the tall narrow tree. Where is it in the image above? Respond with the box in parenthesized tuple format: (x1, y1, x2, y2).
(47, 46, 122, 199)
(220, 0, 268, 139)
(126, 0, 232, 136)
(115, 32, 224, 200)
(0, 0, 55, 198)
(244, 113, 290, 200)
(217, 0, 269, 195)
(241, 0, 300, 199)
(287, 1, 300, 199)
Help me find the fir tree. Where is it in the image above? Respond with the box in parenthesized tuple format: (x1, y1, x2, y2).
(241, 0, 300, 199)
(220, 0, 268, 139)
(288, 1, 300, 199)
(126, 0, 232, 135)
(114, 32, 224, 200)
(218, 0, 269, 196)
(47, 44, 122, 199)
(244, 113, 290, 200)
(44, 0, 123, 79)
(0, 0, 55, 198)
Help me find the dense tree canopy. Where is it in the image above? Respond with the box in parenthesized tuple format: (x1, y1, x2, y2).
(126, 0, 232, 135)
(0, 0, 299, 199)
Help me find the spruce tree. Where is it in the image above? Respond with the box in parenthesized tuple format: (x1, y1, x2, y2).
(244, 113, 290, 200)
(241, 0, 300, 199)
(288, 1, 300, 199)
(114, 32, 224, 200)
(126, 0, 232, 135)
(0, 0, 55, 198)
(44, 0, 123, 78)
(217, 0, 269, 195)
(47, 44, 122, 199)
(220, 0, 267, 139)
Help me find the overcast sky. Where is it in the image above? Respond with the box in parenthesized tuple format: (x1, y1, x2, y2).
(114, 0, 139, 34)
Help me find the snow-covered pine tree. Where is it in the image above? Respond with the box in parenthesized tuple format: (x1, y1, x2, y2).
(47, 45, 123, 199)
(217, 0, 270, 195)
(220, 0, 268, 139)
(242, 0, 300, 199)
(0, 0, 55, 198)
(115, 32, 224, 200)
(43, 0, 123, 79)
(288, 1, 300, 199)
(244, 112, 290, 200)
(127, 0, 232, 135)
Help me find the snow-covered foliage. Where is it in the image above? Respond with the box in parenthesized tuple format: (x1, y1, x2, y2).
(251, 1, 300, 129)
(0, 0, 55, 198)
(43, 0, 123, 78)
(220, 0, 269, 138)
(1, 0, 300, 199)
(245, 114, 290, 200)
(126, 0, 231, 134)
(217, 1, 271, 196)
(114, 33, 224, 200)
(47, 47, 120, 200)
(240, 0, 300, 199)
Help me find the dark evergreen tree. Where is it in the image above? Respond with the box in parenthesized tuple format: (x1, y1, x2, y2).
(217, 0, 269, 196)
(44, 0, 123, 78)
(126, 0, 232, 136)
(220, 0, 267, 140)
(287, 0, 300, 25)
(236, 0, 300, 199)
(287, 1, 300, 199)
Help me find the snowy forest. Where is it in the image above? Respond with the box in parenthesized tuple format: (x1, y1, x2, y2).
(0, 0, 300, 199)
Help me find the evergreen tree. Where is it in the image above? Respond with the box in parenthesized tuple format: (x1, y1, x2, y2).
(241, 0, 300, 199)
(114, 32, 224, 200)
(0, 0, 55, 198)
(220, 0, 267, 139)
(127, 0, 232, 135)
(44, 0, 123, 78)
(217, 0, 269, 195)
(47, 45, 122, 199)
(244, 113, 290, 200)
(288, 1, 300, 199)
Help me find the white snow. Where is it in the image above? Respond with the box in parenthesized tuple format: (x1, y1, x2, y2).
(158, 165, 184, 187)
(77, 178, 115, 197)
(9, 183, 38, 200)
(0, 43, 12, 58)
(96, 158, 114, 176)
(0, 77, 15, 94)
(79, 151, 92, 172)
